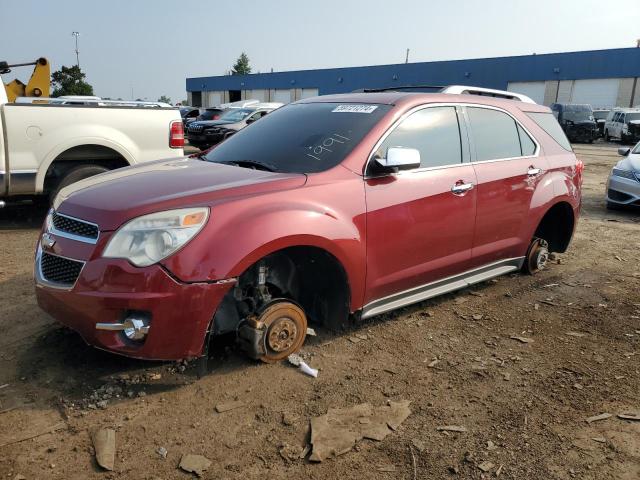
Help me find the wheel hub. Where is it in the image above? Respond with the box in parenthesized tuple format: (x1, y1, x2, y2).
(256, 301, 307, 363)
(525, 238, 549, 274)
(267, 317, 298, 353)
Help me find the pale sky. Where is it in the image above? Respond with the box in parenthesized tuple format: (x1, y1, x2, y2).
(1, 0, 638, 103)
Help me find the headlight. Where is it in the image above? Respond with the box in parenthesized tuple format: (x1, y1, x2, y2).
(103, 208, 209, 267)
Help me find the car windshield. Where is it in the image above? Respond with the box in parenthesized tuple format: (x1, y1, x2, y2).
(204, 102, 391, 173)
(626, 112, 640, 122)
(593, 111, 609, 120)
(562, 105, 593, 122)
(218, 108, 254, 122)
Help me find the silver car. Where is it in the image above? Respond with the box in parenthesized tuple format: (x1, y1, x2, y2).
(606, 142, 640, 209)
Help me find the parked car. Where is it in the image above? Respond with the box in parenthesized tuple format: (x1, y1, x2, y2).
(604, 108, 640, 144)
(180, 106, 200, 124)
(606, 142, 640, 209)
(592, 109, 611, 137)
(35, 86, 582, 364)
(0, 80, 184, 204)
(183, 107, 225, 131)
(186, 102, 282, 150)
(550, 103, 597, 143)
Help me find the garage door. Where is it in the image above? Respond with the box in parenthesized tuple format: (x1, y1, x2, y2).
(300, 88, 319, 99)
(507, 82, 545, 104)
(207, 91, 222, 107)
(246, 89, 267, 102)
(571, 79, 619, 108)
(273, 89, 292, 104)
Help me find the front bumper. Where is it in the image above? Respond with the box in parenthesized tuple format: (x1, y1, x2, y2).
(35, 246, 234, 360)
(606, 172, 640, 206)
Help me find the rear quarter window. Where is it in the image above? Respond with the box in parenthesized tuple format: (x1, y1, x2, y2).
(526, 112, 572, 151)
(467, 107, 522, 161)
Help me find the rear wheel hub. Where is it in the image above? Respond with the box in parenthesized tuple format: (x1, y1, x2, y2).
(525, 238, 549, 274)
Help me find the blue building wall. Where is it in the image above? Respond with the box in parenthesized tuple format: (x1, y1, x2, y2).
(186, 48, 640, 94)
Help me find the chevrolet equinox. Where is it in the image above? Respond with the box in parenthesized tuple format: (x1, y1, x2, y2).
(35, 86, 582, 364)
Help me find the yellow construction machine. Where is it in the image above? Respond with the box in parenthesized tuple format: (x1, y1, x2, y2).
(1, 57, 50, 102)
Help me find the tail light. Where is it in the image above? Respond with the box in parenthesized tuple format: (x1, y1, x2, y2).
(169, 120, 184, 148)
(575, 158, 584, 186)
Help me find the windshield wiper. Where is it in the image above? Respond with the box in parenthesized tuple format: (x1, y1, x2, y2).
(221, 160, 277, 172)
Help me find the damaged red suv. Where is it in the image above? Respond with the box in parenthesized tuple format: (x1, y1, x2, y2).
(35, 87, 582, 363)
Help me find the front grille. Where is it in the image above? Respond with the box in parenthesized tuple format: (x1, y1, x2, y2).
(612, 168, 640, 182)
(188, 124, 204, 133)
(40, 252, 83, 286)
(52, 211, 99, 240)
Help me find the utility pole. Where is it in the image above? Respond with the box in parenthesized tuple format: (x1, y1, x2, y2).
(72, 31, 80, 68)
(405, 48, 410, 64)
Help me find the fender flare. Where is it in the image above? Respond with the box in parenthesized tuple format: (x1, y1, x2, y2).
(36, 137, 135, 192)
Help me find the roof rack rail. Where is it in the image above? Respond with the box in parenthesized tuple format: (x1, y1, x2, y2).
(441, 85, 536, 104)
(354, 85, 446, 93)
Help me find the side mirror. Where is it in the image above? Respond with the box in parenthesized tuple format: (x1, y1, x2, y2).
(376, 147, 421, 170)
(618, 147, 630, 156)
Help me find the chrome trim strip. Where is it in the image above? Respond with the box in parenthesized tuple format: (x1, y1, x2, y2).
(8, 169, 37, 195)
(50, 211, 100, 245)
(364, 102, 540, 178)
(34, 244, 86, 291)
(361, 257, 524, 319)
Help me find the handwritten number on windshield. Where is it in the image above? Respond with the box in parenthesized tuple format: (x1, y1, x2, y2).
(306, 133, 351, 161)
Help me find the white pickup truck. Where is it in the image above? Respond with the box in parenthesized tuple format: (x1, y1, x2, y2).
(0, 82, 184, 204)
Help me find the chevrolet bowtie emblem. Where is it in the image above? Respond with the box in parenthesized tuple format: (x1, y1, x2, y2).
(41, 233, 56, 250)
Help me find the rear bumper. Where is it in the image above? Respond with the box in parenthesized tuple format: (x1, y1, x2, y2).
(35, 258, 234, 360)
(606, 174, 640, 206)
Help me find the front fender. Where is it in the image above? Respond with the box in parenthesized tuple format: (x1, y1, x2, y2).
(161, 179, 367, 311)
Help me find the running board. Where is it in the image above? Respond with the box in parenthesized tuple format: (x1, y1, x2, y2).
(361, 257, 524, 319)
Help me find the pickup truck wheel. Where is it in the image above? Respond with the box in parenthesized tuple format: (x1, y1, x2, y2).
(524, 238, 549, 275)
(50, 165, 110, 203)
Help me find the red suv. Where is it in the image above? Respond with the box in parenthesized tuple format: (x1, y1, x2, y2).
(35, 87, 582, 363)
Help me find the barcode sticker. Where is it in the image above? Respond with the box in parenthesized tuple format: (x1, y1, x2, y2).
(332, 105, 378, 114)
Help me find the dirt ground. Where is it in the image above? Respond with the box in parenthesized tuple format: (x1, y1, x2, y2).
(0, 142, 639, 479)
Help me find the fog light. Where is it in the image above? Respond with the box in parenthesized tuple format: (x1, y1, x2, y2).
(96, 316, 150, 341)
(123, 317, 150, 340)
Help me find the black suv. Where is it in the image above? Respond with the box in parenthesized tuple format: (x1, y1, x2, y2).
(550, 103, 597, 143)
(186, 104, 280, 150)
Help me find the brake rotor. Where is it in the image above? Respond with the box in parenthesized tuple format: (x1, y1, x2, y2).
(525, 238, 549, 274)
(258, 301, 307, 363)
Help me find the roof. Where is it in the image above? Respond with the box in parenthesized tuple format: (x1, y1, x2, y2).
(296, 91, 550, 112)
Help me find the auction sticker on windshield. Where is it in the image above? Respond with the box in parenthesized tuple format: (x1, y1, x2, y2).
(332, 105, 378, 114)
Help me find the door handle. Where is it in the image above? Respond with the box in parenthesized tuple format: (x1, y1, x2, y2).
(451, 182, 474, 195)
(527, 166, 542, 176)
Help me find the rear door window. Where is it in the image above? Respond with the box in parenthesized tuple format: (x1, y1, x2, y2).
(467, 107, 522, 161)
(376, 106, 463, 169)
(526, 112, 572, 151)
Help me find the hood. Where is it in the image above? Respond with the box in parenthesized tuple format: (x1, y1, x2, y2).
(628, 120, 640, 126)
(190, 119, 236, 127)
(618, 153, 640, 172)
(54, 158, 306, 231)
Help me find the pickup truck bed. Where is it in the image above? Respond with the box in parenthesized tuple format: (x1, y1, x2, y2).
(0, 88, 184, 201)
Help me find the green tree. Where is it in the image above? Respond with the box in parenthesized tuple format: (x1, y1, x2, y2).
(51, 65, 94, 97)
(158, 95, 172, 104)
(231, 52, 251, 75)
